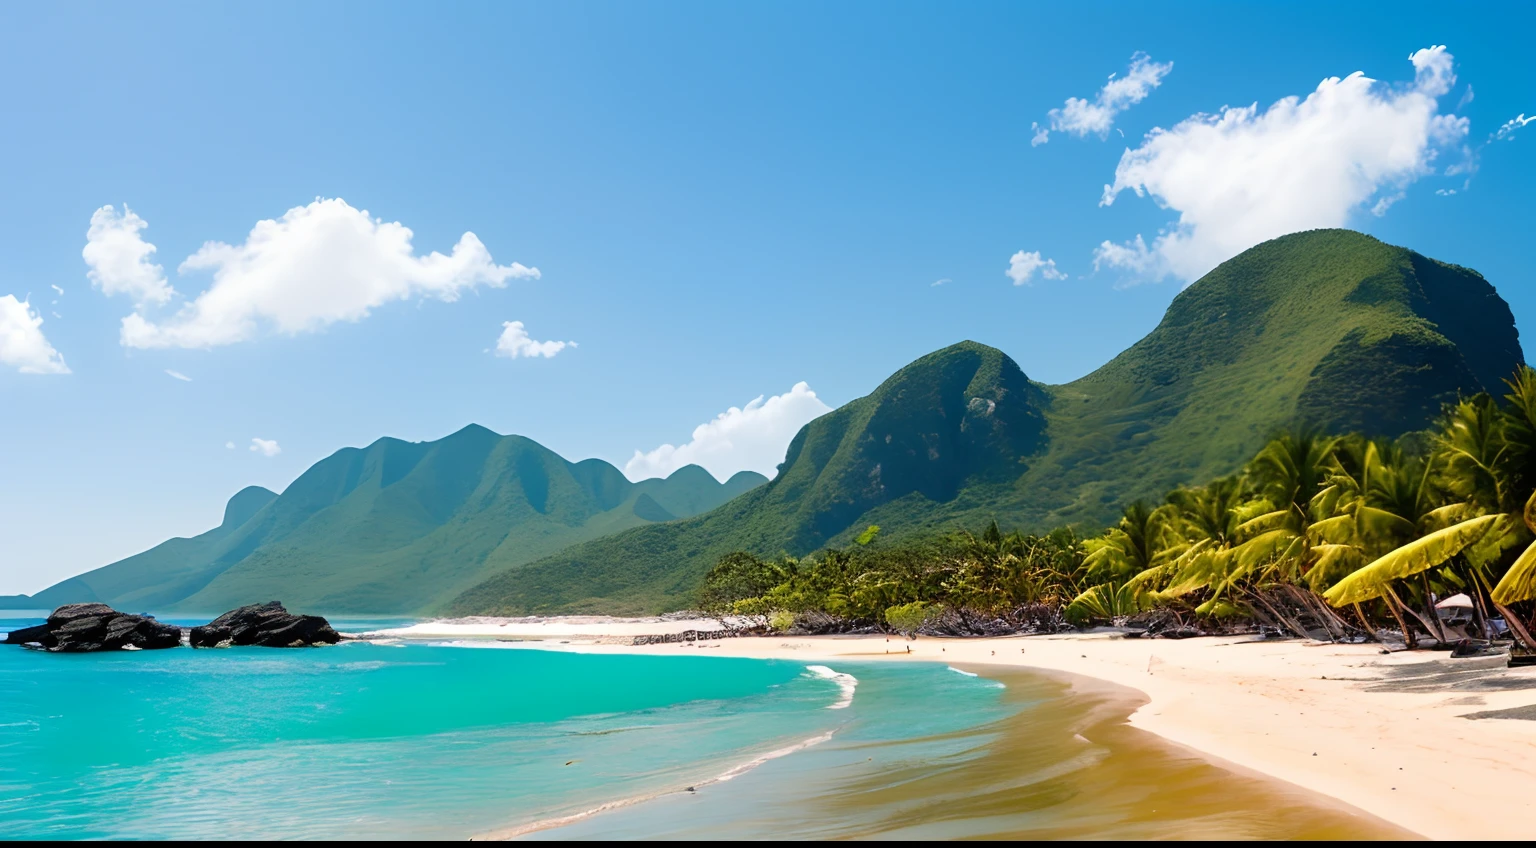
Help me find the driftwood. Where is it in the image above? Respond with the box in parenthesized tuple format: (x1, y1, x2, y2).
(631, 626, 768, 646)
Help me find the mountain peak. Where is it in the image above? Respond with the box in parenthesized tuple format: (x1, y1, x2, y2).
(664, 464, 720, 485)
(221, 486, 278, 529)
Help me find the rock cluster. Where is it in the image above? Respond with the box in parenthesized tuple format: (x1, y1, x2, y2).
(189, 601, 341, 648)
(3, 603, 183, 652)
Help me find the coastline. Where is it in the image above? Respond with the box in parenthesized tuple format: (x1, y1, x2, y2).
(378, 619, 1536, 840)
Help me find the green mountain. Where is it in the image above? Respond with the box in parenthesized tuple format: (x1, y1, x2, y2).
(15, 427, 767, 614)
(450, 229, 1524, 615)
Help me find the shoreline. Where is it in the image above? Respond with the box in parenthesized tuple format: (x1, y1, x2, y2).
(376, 618, 1536, 839)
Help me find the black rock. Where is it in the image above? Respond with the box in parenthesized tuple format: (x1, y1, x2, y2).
(190, 602, 340, 648)
(2, 603, 183, 652)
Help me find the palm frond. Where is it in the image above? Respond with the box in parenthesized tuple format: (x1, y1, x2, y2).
(1491, 539, 1536, 605)
(1323, 515, 1501, 607)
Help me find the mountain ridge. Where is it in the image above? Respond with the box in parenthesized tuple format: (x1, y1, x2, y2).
(449, 229, 1525, 614)
(13, 431, 767, 614)
(12, 229, 1523, 617)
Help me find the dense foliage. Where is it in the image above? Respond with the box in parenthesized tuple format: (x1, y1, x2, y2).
(699, 523, 1087, 635)
(702, 367, 1536, 648)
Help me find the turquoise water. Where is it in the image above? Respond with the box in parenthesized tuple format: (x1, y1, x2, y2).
(0, 614, 1014, 840)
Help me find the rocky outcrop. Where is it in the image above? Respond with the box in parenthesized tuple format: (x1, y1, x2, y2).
(189, 601, 340, 648)
(3, 603, 183, 652)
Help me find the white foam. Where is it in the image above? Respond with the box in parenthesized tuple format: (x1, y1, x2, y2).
(804, 665, 858, 709)
(947, 666, 978, 677)
(714, 730, 836, 781)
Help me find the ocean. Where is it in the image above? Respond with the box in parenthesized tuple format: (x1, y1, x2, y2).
(0, 613, 1399, 840)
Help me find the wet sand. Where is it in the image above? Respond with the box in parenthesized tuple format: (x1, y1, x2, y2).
(821, 667, 1411, 840)
(507, 665, 1407, 840)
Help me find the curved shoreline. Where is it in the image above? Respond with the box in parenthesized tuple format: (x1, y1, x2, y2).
(379, 620, 1536, 840)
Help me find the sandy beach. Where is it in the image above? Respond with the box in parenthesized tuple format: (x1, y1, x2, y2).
(375, 618, 1536, 840)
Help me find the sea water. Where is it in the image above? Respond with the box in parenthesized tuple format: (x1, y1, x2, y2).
(0, 613, 1400, 840)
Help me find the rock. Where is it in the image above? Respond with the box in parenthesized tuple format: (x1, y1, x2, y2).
(190, 602, 340, 648)
(2, 603, 182, 652)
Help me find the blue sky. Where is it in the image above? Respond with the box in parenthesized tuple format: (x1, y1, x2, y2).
(2, 1, 1532, 593)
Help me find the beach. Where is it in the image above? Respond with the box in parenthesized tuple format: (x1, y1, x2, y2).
(377, 619, 1536, 840)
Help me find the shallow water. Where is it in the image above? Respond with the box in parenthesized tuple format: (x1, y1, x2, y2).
(0, 613, 1407, 840)
(536, 665, 1411, 840)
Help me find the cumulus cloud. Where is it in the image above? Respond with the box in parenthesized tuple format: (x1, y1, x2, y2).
(225, 441, 236, 449)
(165, 369, 192, 382)
(83, 205, 174, 306)
(1006, 251, 1067, 286)
(112, 198, 540, 349)
(493, 320, 574, 359)
(1494, 112, 1535, 141)
(1095, 46, 1470, 284)
(0, 295, 70, 375)
(1033, 53, 1173, 145)
(249, 438, 281, 457)
(624, 382, 833, 481)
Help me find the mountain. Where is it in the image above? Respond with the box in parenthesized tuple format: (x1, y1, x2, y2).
(14, 427, 767, 614)
(450, 229, 1525, 614)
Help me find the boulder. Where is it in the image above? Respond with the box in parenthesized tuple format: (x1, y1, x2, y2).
(190, 601, 340, 648)
(2, 603, 183, 652)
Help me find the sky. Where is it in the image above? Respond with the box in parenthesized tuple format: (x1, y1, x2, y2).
(1, 0, 1533, 594)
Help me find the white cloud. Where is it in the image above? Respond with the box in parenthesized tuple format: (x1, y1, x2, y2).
(1034, 53, 1173, 145)
(165, 369, 192, 382)
(1092, 234, 1155, 274)
(624, 382, 833, 481)
(114, 198, 540, 349)
(932, 278, 952, 287)
(1006, 250, 1067, 286)
(1370, 191, 1406, 217)
(1096, 46, 1470, 284)
(493, 320, 574, 359)
(249, 438, 281, 457)
(83, 205, 174, 306)
(225, 441, 236, 449)
(0, 295, 70, 375)
(1494, 112, 1535, 141)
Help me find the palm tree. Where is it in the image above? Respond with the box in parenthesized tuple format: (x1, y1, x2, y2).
(1325, 369, 1536, 648)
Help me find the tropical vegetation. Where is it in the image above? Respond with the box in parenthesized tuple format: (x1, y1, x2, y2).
(700, 367, 1536, 650)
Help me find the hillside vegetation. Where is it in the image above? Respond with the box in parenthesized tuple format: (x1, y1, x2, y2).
(452, 229, 1524, 614)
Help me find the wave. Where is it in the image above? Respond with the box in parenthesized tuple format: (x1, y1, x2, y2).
(947, 666, 978, 677)
(474, 730, 837, 840)
(804, 665, 857, 709)
(713, 730, 835, 782)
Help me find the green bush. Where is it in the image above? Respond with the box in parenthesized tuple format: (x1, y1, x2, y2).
(885, 601, 931, 636)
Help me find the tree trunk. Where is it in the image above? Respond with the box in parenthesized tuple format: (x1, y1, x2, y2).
(1383, 587, 1417, 649)
(1419, 573, 1448, 643)
(1353, 602, 1383, 642)
(1492, 599, 1536, 652)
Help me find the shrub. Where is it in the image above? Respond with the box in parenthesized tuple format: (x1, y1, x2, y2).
(885, 601, 932, 636)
